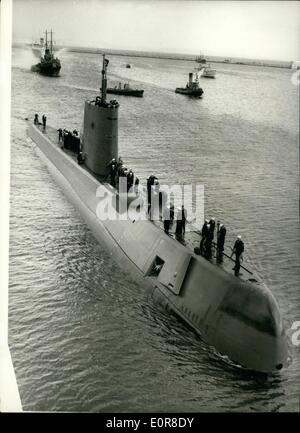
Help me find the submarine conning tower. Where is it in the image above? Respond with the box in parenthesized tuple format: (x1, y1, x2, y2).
(82, 54, 118, 177)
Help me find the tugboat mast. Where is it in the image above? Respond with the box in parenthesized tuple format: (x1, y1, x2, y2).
(50, 29, 53, 55)
(44, 30, 48, 50)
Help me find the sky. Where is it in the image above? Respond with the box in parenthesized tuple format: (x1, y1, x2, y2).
(11, 0, 300, 61)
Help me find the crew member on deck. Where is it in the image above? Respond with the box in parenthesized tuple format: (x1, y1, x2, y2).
(42, 115, 47, 130)
(57, 128, 63, 142)
(209, 217, 216, 240)
(204, 224, 213, 258)
(200, 219, 209, 255)
(34, 113, 39, 125)
(77, 151, 85, 165)
(231, 235, 244, 276)
(217, 223, 227, 261)
(117, 158, 125, 183)
(163, 206, 171, 235)
(146, 175, 158, 215)
(127, 169, 134, 192)
(169, 204, 175, 230)
(134, 177, 140, 194)
(117, 157, 123, 174)
(175, 205, 187, 239)
(63, 129, 68, 143)
(108, 158, 117, 187)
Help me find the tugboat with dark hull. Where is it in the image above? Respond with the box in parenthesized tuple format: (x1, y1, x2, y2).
(175, 72, 203, 97)
(31, 30, 61, 77)
(106, 82, 144, 97)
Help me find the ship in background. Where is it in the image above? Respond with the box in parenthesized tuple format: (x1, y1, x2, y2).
(31, 37, 45, 58)
(195, 54, 216, 78)
(31, 30, 61, 77)
(106, 82, 144, 97)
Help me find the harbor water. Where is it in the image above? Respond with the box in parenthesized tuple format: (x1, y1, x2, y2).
(8, 48, 299, 411)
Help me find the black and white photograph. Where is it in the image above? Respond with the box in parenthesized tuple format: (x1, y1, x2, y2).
(0, 0, 299, 416)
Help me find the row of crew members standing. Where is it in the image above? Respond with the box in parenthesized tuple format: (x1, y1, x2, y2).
(200, 218, 227, 260)
(97, 154, 245, 277)
(34, 113, 47, 130)
(163, 204, 187, 239)
(57, 128, 84, 164)
(199, 218, 244, 276)
(57, 128, 79, 144)
(108, 157, 139, 192)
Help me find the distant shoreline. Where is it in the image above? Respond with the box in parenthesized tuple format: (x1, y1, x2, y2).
(13, 42, 293, 69)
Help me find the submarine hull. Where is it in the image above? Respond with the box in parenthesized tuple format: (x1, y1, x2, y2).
(28, 124, 289, 373)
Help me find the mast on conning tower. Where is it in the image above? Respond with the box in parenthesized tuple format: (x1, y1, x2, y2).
(101, 54, 109, 103)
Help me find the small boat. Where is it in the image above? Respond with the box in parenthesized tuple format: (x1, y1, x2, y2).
(175, 72, 203, 97)
(201, 64, 216, 78)
(106, 82, 144, 97)
(31, 30, 61, 77)
(126, 64, 131, 68)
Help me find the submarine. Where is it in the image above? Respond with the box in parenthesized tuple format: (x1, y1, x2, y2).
(28, 55, 289, 374)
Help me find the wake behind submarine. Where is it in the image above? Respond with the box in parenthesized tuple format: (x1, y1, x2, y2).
(28, 55, 289, 374)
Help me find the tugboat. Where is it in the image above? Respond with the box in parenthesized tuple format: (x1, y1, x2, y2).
(31, 30, 61, 77)
(28, 54, 289, 374)
(175, 72, 204, 97)
(106, 82, 144, 97)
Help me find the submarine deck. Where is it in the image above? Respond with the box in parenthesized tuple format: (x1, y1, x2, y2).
(34, 124, 260, 287)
